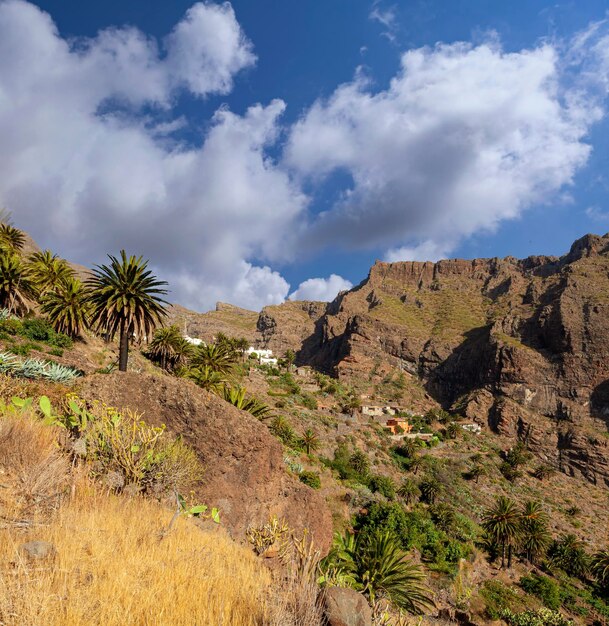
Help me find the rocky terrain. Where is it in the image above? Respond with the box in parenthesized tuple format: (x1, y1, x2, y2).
(238, 234, 609, 488)
(79, 371, 333, 550)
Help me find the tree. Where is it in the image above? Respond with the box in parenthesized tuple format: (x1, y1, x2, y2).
(186, 366, 226, 392)
(349, 450, 370, 477)
(592, 549, 609, 590)
(40, 277, 89, 338)
(86, 251, 168, 372)
(419, 478, 441, 505)
(0, 224, 25, 252)
(191, 342, 238, 375)
(148, 325, 193, 371)
(397, 478, 421, 505)
(284, 349, 296, 371)
(300, 428, 320, 454)
(468, 464, 485, 484)
(547, 534, 590, 579)
(27, 250, 74, 296)
(445, 422, 460, 439)
(322, 529, 434, 613)
(519, 501, 550, 565)
(482, 496, 521, 569)
(0, 252, 35, 314)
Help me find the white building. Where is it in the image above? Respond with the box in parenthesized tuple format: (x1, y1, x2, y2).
(247, 346, 278, 366)
(184, 336, 204, 346)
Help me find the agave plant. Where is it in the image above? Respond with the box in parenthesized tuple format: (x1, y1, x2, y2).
(43, 362, 82, 384)
(14, 358, 48, 379)
(0, 351, 19, 373)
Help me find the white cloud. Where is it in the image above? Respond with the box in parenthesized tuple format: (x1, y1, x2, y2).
(0, 0, 302, 311)
(369, 1, 398, 41)
(289, 274, 353, 302)
(585, 205, 609, 222)
(385, 240, 452, 263)
(286, 35, 606, 260)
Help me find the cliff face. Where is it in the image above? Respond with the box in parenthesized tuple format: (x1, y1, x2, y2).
(263, 234, 609, 487)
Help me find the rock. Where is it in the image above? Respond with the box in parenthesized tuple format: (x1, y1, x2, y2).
(79, 372, 333, 552)
(18, 540, 56, 561)
(322, 587, 372, 626)
(102, 470, 125, 491)
(256, 235, 609, 487)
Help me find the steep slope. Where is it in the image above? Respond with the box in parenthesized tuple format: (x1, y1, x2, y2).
(261, 233, 609, 487)
(79, 372, 333, 550)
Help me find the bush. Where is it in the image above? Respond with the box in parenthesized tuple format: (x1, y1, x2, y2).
(21, 318, 53, 341)
(481, 580, 525, 620)
(0, 318, 22, 335)
(299, 470, 321, 489)
(298, 393, 318, 410)
(269, 416, 298, 448)
(500, 608, 572, 626)
(84, 403, 201, 494)
(520, 573, 561, 610)
(367, 474, 396, 500)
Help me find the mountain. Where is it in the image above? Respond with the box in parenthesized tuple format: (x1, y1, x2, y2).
(255, 233, 609, 487)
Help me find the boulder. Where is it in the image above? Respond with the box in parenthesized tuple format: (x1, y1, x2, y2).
(18, 540, 56, 561)
(322, 587, 372, 626)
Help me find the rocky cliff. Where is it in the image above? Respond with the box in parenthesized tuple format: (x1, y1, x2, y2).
(261, 234, 609, 487)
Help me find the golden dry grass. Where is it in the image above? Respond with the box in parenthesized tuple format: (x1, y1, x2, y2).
(0, 489, 272, 626)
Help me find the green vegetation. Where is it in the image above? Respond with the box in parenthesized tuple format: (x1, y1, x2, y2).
(87, 251, 168, 372)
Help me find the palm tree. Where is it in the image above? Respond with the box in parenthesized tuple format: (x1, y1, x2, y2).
(324, 529, 434, 613)
(519, 501, 550, 565)
(284, 349, 296, 371)
(592, 549, 609, 589)
(409, 455, 424, 475)
(469, 464, 485, 483)
(0, 253, 36, 314)
(86, 251, 168, 372)
(397, 478, 420, 505)
(419, 478, 441, 505)
(482, 496, 521, 569)
(221, 385, 273, 419)
(191, 342, 237, 375)
(0, 224, 25, 252)
(148, 325, 193, 371)
(548, 534, 590, 579)
(40, 277, 89, 338)
(27, 250, 74, 296)
(300, 428, 320, 454)
(445, 422, 460, 439)
(186, 365, 226, 392)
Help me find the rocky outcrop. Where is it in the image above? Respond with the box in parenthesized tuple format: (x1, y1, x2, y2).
(79, 372, 333, 551)
(256, 233, 609, 487)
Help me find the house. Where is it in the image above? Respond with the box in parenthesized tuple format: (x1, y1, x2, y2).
(246, 346, 278, 366)
(184, 335, 204, 346)
(361, 404, 401, 417)
(384, 417, 413, 435)
(461, 423, 482, 435)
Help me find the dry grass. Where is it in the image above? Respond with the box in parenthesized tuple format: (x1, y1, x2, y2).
(0, 411, 70, 517)
(0, 488, 273, 625)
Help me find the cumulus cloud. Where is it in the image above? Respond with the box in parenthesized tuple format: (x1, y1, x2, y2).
(286, 35, 608, 261)
(289, 274, 353, 302)
(0, 0, 303, 311)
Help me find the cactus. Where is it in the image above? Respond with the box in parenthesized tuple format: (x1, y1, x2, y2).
(0, 352, 18, 373)
(43, 362, 81, 383)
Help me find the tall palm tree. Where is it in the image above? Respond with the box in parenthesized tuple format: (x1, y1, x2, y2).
(324, 529, 434, 613)
(0, 253, 35, 314)
(86, 251, 168, 372)
(0, 224, 25, 252)
(40, 277, 89, 338)
(519, 501, 550, 565)
(419, 478, 441, 505)
(548, 534, 590, 579)
(27, 250, 74, 296)
(482, 496, 521, 569)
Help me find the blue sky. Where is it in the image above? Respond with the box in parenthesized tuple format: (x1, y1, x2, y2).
(2, 0, 609, 309)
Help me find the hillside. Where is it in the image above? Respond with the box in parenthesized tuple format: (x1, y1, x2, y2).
(254, 234, 609, 490)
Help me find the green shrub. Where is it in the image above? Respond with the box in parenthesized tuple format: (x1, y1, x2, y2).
(367, 474, 396, 500)
(298, 393, 318, 410)
(0, 318, 22, 335)
(299, 470, 321, 489)
(520, 574, 561, 610)
(500, 608, 572, 626)
(21, 318, 53, 341)
(269, 416, 298, 448)
(481, 580, 525, 620)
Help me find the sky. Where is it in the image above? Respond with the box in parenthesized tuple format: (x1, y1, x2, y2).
(2, 0, 609, 311)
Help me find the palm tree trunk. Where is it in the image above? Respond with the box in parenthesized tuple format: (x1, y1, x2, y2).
(501, 541, 506, 569)
(507, 543, 513, 569)
(119, 318, 129, 372)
